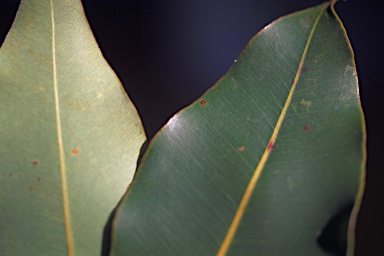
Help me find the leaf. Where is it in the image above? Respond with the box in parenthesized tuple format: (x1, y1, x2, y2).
(111, 2, 365, 256)
(0, 0, 145, 255)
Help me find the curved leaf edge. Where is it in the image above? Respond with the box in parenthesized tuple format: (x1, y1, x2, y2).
(330, 2, 367, 255)
(1, 1, 148, 137)
(109, 1, 366, 255)
(0, 1, 147, 255)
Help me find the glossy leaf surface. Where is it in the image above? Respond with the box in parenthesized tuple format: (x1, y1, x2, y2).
(111, 2, 365, 256)
(0, 1, 145, 255)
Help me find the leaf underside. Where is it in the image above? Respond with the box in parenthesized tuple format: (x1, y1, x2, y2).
(0, 0, 145, 255)
(111, 2, 365, 256)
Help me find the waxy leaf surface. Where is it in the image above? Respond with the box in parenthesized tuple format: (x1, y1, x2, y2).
(0, 0, 145, 255)
(111, 2, 365, 256)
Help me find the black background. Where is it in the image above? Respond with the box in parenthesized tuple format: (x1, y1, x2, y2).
(1, 1, 383, 255)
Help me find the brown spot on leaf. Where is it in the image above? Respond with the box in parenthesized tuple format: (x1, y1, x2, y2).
(267, 141, 275, 151)
(9, 173, 13, 177)
(71, 148, 79, 155)
(238, 146, 245, 152)
(303, 125, 310, 131)
(28, 186, 36, 191)
(32, 161, 39, 165)
(36, 177, 41, 182)
(200, 100, 206, 105)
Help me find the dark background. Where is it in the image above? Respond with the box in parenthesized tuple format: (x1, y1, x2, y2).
(1, 0, 382, 255)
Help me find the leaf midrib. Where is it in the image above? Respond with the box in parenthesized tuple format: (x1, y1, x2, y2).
(50, 0, 74, 255)
(216, 5, 329, 255)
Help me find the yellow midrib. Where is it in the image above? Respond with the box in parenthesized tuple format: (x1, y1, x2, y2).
(216, 5, 328, 256)
(50, 0, 74, 255)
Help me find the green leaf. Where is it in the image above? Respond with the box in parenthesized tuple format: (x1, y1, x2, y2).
(111, 2, 365, 256)
(0, 0, 145, 255)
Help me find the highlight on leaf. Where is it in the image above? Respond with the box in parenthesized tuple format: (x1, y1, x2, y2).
(110, 1, 365, 256)
(0, 1, 365, 256)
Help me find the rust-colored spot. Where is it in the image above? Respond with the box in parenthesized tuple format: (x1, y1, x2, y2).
(200, 100, 206, 105)
(36, 177, 41, 182)
(32, 161, 39, 165)
(267, 141, 275, 151)
(238, 146, 245, 152)
(28, 186, 36, 191)
(303, 125, 310, 131)
(71, 148, 79, 155)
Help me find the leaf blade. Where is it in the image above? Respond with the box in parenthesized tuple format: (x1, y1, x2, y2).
(218, 6, 328, 254)
(111, 2, 365, 256)
(0, 0, 145, 255)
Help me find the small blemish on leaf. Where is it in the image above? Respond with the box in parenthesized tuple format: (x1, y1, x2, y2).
(200, 100, 206, 106)
(9, 173, 13, 177)
(71, 148, 79, 155)
(267, 141, 275, 151)
(238, 146, 245, 152)
(28, 186, 36, 191)
(300, 99, 312, 107)
(303, 125, 310, 131)
(36, 177, 41, 182)
(32, 161, 39, 165)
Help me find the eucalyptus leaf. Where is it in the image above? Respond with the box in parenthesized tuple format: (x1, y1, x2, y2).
(0, 0, 145, 255)
(111, 2, 365, 256)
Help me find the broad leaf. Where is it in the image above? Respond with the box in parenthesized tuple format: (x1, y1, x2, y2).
(111, 2, 365, 256)
(0, 0, 145, 255)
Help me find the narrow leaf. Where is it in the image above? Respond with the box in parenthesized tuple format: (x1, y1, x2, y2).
(111, 2, 365, 256)
(0, 0, 145, 255)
